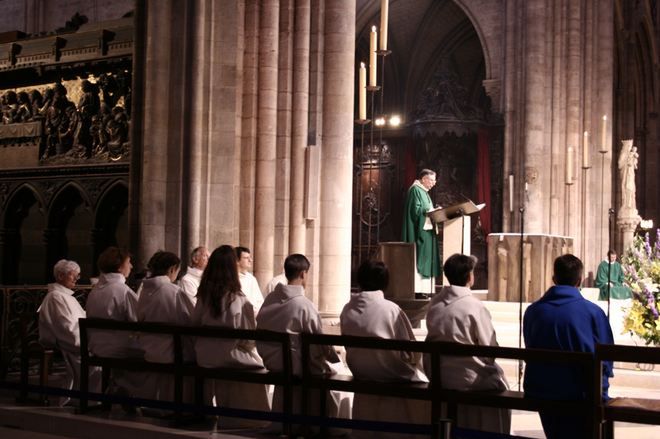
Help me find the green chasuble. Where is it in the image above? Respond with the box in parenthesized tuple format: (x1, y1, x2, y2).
(595, 260, 631, 300)
(401, 182, 441, 278)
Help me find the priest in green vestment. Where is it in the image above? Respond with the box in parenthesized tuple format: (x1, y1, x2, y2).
(595, 250, 631, 300)
(402, 169, 441, 293)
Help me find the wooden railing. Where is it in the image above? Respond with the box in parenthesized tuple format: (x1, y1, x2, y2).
(5, 313, 660, 438)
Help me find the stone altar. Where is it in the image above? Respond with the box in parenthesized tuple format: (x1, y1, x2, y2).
(487, 233, 574, 302)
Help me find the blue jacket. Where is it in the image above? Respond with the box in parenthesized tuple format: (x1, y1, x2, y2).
(523, 285, 614, 401)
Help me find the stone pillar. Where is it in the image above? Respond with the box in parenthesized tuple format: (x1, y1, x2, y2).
(253, 0, 279, 287)
(317, 0, 355, 315)
(138, 0, 182, 259)
(137, 0, 245, 263)
(522, 0, 548, 234)
(274, 0, 294, 269)
(289, 0, 311, 254)
(239, 0, 260, 249)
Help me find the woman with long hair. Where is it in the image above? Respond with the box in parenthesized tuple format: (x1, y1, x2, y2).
(193, 245, 270, 428)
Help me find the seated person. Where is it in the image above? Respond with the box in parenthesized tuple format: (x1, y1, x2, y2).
(524, 254, 614, 439)
(86, 247, 143, 396)
(340, 260, 428, 438)
(178, 246, 209, 309)
(424, 254, 510, 434)
(138, 251, 193, 401)
(236, 246, 264, 313)
(595, 249, 631, 300)
(193, 245, 270, 428)
(257, 253, 350, 434)
(39, 259, 100, 405)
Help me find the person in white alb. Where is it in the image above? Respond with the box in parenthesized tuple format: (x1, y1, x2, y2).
(85, 247, 143, 396)
(235, 246, 264, 313)
(424, 254, 511, 434)
(38, 259, 100, 405)
(257, 253, 350, 434)
(178, 246, 209, 310)
(340, 260, 429, 438)
(262, 271, 287, 296)
(193, 245, 270, 428)
(138, 251, 193, 401)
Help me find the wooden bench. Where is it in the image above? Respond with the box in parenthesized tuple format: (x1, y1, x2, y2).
(596, 343, 660, 438)
(78, 318, 295, 430)
(301, 333, 601, 437)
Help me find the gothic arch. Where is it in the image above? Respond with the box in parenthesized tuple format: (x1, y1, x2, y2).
(92, 181, 129, 274)
(1, 185, 46, 284)
(46, 183, 94, 282)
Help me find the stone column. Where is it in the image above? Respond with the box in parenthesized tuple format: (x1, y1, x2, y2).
(522, 0, 548, 234)
(289, 0, 311, 254)
(253, 0, 279, 287)
(318, 0, 355, 315)
(239, 0, 260, 249)
(138, 0, 180, 259)
(137, 0, 245, 262)
(274, 0, 294, 269)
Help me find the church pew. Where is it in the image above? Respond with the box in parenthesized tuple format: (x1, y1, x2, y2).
(301, 333, 601, 438)
(78, 318, 295, 431)
(596, 343, 660, 438)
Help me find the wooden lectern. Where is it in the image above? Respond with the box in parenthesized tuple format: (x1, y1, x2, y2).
(427, 200, 484, 282)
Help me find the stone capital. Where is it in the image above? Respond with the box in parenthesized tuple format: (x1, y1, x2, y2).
(482, 78, 502, 113)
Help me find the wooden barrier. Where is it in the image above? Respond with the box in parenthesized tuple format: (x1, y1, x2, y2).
(9, 314, 660, 438)
(79, 318, 295, 431)
(301, 333, 601, 437)
(596, 344, 660, 438)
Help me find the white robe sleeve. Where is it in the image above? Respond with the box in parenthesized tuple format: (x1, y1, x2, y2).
(393, 309, 422, 367)
(124, 289, 139, 322)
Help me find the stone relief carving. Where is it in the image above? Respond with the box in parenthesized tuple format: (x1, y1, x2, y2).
(0, 70, 131, 165)
(413, 58, 484, 122)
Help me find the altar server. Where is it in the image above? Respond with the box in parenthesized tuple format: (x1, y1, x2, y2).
(340, 260, 428, 438)
(257, 253, 350, 433)
(39, 259, 100, 405)
(425, 253, 510, 434)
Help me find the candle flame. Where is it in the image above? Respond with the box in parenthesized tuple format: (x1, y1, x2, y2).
(360, 62, 365, 68)
(603, 115, 607, 121)
(372, 25, 377, 32)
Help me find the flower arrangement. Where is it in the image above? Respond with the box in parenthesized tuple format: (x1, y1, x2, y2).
(621, 229, 660, 345)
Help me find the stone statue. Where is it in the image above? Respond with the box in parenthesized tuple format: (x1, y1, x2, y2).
(616, 139, 641, 253)
(618, 139, 638, 213)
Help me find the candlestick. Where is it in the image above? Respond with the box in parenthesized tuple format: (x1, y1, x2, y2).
(369, 26, 377, 87)
(566, 146, 574, 184)
(380, 0, 389, 51)
(508, 174, 514, 213)
(358, 62, 366, 120)
(599, 115, 608, 153)
(582, 131, 591, 169)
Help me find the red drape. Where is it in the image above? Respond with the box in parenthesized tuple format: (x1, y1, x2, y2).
(476, 128, 491, 236)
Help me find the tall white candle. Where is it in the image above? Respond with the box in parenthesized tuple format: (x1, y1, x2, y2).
(600, 115, 608, 153)
(566, 146, 574, 184)
(369, 26, 377, 87)
(582, 131, 590, 168)
(508, 174, 514, 213)
(380, 0, 389, 51)
(358, 62, 366, 120)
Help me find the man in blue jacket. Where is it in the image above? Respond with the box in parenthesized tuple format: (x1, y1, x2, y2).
(523, 254, 614, 439)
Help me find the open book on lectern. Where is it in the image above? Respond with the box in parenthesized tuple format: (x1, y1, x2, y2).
(426, 199, 485, 224)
